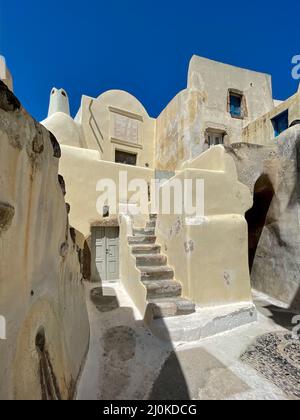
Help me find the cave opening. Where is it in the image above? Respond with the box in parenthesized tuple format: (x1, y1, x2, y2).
(245, 174, 275, 272)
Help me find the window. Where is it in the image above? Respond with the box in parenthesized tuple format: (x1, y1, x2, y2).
(272, 110, 289, 137)
(115, 150, 137, 166)
(206, 130, 225, 147)
(229, 93, 242, 117)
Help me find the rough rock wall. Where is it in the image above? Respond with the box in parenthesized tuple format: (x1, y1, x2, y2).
(0, 82, 89, 400)
(225, 126, 300, 309)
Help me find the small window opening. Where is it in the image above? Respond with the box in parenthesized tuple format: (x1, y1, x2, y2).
(206, 130, 225, 148)
(230, 93, 242, 117)
(272, 110, 289, 137)
(115, 150, 137, 166)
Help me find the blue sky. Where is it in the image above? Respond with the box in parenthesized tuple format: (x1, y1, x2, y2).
(1, 0, 300, 121)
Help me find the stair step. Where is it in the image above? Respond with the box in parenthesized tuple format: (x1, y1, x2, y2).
(128, 235, 156, 245)
(140, 265, 174, 281)
(131, 244, 161, 255)
(148, 298, 196, 319)
(133, 227, 155, 236)
(136, 254, 167, 267)
(143, 279, 182, 299)
(146, 220, 156, 228)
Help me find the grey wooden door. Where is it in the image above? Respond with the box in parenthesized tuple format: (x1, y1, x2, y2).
(94, 227, 106, 281)
(106, 227, 119, 281)
(93, 227, 119, 282)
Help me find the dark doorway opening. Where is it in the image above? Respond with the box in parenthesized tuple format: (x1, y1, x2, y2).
(245, 174, 275, 271)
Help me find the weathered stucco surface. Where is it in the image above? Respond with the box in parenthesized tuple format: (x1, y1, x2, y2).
(58, 144, 154, 238)
(242, 88, 300, 145)
(156, 146, 253, 307)
(0, 82, 89, 400)
(155, 56, 275, 171)
(40, 54, 300, 319)
(226, 125, 300, 309)
(0, 57, 13, 92)
(43, 89, 156, 169)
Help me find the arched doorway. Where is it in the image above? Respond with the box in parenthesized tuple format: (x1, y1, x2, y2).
(245, 174, 275, 272)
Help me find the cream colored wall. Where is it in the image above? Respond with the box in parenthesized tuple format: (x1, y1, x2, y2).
(42, 112, 86, 149)
(156, 146, 253, 306)
(242, 90, 300, 145)
(59, 145, 155, 238)
(75, 90, 156, 168)
(155, 89, 198, 171)
(155, 55, 275, 171)
(119, 214, 148, 317)
(0, 57, 13, 92)
(0, 83, 89, 400)
(188, 55, 274, 121)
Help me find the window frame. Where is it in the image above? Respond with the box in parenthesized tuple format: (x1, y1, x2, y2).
(115, 149, 137, 166)
(271, 110, 289, 137)
(227, 89, 247, 119)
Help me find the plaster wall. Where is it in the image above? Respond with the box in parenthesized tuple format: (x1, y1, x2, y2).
(156, 146, 253, 306)
(59, 145, 155, 238)
(0, 57, 13, 92)
(242, 89, 300, 145)
(0, 82, 89, 400)
(75, 90, 156, 168)
(155, 56, 274, 171)
(119, 214, 148, 317)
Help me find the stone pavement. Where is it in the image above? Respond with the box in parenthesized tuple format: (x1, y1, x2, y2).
(76, 282, 300, 400)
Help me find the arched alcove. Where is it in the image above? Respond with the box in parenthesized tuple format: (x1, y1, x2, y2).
(245, 174, 275, 272)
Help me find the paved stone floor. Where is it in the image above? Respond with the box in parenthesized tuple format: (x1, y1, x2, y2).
(241, 332, 300, 399)
(76, 282, 300, 400)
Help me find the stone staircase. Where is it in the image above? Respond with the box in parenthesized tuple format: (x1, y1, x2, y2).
(128, 214, 196, 319)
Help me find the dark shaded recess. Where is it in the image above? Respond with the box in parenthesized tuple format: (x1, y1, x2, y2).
(69, 227, 76, 245)
(35, 327, 62, 400)
(0, 80, 21, 111)
(82, 240, 91, 280)
(245, 174, 275, 271)
(289, 120, 300, 128)
(58, 174, 66, 196)
(0, 202, 15, 232)
(49, 131, 61, 158)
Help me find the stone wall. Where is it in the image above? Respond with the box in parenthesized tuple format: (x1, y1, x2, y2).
(0, 82, 89, 400)
(226, 125, 300, 308)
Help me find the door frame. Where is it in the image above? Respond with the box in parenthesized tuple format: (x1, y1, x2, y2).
(91, 225, 120, 283)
